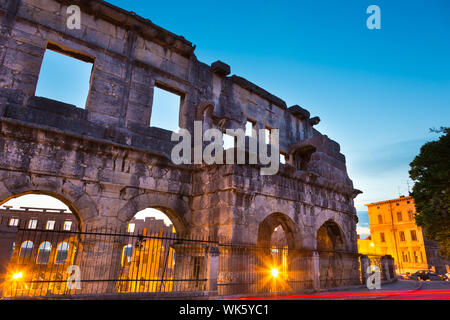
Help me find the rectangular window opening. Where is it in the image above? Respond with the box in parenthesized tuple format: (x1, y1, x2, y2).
(28, 219, 38, 229)
(150, 85, 183, 132)
(223, 133, 235, 150)
(35, 43, 94, 109)
(245, 119, 256, 137)
(264, 127, 271, 145)
(46, 220, 55, 230)
(9, 218, 19, 227)
(63, 220, 72, 231)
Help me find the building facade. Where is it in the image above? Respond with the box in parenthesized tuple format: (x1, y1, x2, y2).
(365, 196, 449, 274)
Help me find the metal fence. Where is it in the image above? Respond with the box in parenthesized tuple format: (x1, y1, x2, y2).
(0, 223, 389, 298)
(217, 241, 364, 296)
(217, 243, 313, 296)
(1, 224, 214, 298)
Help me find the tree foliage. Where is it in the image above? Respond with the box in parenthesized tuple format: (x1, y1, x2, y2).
(409, 127, 450, 259)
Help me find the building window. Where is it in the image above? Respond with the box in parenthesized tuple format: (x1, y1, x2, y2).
(122, 244, 133, 267)
(380, 232, 385, 243)
(245, 120, 256, 137)
(46, 220, 56, 230)
(408, 210, 413, 221)
(402, 251, 408, 262)
(280, 153, 286, 165)
(399, 231, 406, 241)
(150, 85, 182, 132)
(223, 133, 235, 150)
(37, 241, 52, 264)
(19, 241, 33, 259)
(410, 230, 417, 241)
(127, 223, 135, 233)
(8, 218, 19, 227)
(414, 251, 418, 263)
(35, 44, 94, 109)
(378, 215, 383, 224)
(28, 219, 38, 229)
(63, 221, 72, 231)
(397, 212, 402, 222)
(264, 127, 271, 145)
(55, 242, 70, 264)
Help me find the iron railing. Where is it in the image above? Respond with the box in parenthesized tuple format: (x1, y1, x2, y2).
(1, 223, 214, 298)
(0, 222, 388, 298)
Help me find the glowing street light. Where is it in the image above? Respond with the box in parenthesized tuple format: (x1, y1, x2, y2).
(12, 271, 23, 280)
(271, 268, 279, 278)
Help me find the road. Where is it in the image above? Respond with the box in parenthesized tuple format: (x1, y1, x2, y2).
(242, 280, 450, 300)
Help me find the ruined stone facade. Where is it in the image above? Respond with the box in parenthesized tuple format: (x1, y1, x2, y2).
(0, 0, 362, 292)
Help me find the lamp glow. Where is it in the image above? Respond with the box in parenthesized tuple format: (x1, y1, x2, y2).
(271, 268, 279, 278)
(12, 272, 23, 280)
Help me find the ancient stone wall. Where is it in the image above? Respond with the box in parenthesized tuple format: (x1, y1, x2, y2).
(0, 0, 362, 289)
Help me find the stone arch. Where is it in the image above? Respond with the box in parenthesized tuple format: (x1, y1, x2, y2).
(316, 219, 346, 252)
(314, 212, 349, 251)
(316, 219, 347, 288)
(117, 192, 189, 234)
(257, 212, 298, 250)
(0, 172, 98, 231)
(195, 100, 215, 132)
(195, 100, 215, 121)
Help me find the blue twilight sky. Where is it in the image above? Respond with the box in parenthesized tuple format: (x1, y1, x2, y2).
(32, 1, 450, 237)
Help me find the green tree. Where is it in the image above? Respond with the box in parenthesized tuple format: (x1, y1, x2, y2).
(409, 127, 450, 260)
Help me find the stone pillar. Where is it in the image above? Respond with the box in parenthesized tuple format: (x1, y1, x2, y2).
(75, 222, 125, 295)
(0, 225, 17, 296)
(205, 245, 220, 295)
(360, 255, 370, 285)
(381, 255, 390, 281)
(386, 255, 396, 280)
(311, 251, 320, 291)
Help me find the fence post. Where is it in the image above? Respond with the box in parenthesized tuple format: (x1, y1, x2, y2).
(312, 251, 320, 291)
(206, 245, 220, 295)
(0, 225, 17, 296)
(360, 254, 370, 285)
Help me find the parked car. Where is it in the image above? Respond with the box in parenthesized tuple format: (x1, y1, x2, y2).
(428, 272, 444, 281)
(409, 270, 430, 281)
(409, 270, 445, 281)
(446, 273, 450, 281)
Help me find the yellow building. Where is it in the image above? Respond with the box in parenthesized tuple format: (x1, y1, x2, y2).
(364, 196, 430, 274)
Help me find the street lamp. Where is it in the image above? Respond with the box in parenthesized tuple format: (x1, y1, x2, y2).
(271, 268, 279, 278)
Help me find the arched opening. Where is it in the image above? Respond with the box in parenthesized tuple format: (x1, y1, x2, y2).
(257, 212, 297, 250)
(19, 241, 33, 260)
(36, 242, 52, 265)
(317, 220, 346, 288)
(55, 242, 70, 265)
(118, 207, 180, 293)
(0, 192, 82, 231)
(0, 192, 82, 297)
(256, 213, 298, 292)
